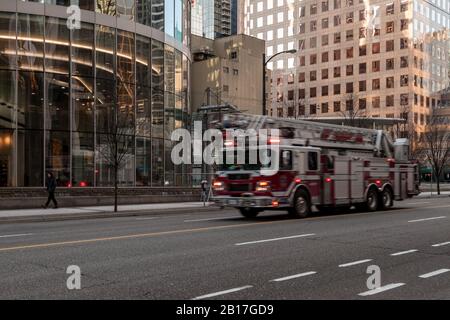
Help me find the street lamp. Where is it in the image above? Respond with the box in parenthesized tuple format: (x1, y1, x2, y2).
(262, 49, 297, 116)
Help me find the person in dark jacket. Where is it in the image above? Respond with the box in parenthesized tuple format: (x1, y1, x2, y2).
(43, 172, 58, 209)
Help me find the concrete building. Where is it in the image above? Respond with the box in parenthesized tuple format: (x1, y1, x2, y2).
(191, 34, 266, 114)
(191, 0, 233, 39)
(242, 0, 450, 137)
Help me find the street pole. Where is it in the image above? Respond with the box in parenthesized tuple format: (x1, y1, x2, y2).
(262, 53, 266, 116)
(261, 49, 297, 117)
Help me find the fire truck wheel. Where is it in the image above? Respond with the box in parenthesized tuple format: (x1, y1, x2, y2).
(238, 208, 260, 218)
(366, 188, 379, 212)
(289, 190, 311, 218)
(379, 188, 393, 210)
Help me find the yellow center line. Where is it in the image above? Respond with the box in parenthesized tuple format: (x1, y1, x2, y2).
(0, 220, 289, 253)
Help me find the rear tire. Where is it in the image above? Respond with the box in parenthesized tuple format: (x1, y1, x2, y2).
(238, 207, 260, 218)
(379, 188, 393, 210)
(288, 189, 311, 218)
(365, 188, 379, 212)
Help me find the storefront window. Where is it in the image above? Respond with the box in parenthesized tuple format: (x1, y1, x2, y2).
(18, 71, 44, 130)
(0, 70, 16, 129)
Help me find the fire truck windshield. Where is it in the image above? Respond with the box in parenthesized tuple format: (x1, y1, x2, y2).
(218, 149, 273, 172)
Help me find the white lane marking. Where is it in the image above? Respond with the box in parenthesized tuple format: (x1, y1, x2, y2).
(419, 269, 450, 279)
(358, 283, 405, 296)
(407, 202, 430, 205)
(339, 259, 372, 268)
(390, 249, 418, 256)
(427, 205, 450, 209)
(0, 233, 33, 238)
(235, 233, 315, 246)
(184, 216, 240, 222)
(408, 216, 446, 223)
(135, 217, 158, 220)
(270, 271, 317, 282)
(432, 241, 450, 247)
(192, 285, 253, 300)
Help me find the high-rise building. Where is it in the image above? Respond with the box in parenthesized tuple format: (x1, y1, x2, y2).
(192, 0, 233, 39)
(243, 0, 450, 138)
(0, 0, 192, 188)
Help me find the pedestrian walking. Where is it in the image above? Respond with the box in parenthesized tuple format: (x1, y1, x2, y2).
(43, 172, 58, 209)
(201, 180, 208, 206)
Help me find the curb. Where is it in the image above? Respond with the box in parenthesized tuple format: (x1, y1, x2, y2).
(0, 205, 228, 224)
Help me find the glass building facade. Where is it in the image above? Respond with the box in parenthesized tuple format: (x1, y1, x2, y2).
(0, 0, 192, 188)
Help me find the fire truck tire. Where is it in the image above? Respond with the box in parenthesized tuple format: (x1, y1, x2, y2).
(238, 208, 260, 218)
(289, 190, 311, 218)
(365, 188, 379, 212)
(379, 187, 394, 210)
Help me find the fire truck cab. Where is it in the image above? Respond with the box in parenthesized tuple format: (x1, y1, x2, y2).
(211, 114, 420, 218)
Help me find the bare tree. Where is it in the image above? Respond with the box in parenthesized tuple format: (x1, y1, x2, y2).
(338, 93, 369, 127)
(418, 115, 450, 194)
(96, 106, 136, 212)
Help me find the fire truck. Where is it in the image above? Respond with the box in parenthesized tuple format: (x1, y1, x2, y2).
(211, 114, 420, 218)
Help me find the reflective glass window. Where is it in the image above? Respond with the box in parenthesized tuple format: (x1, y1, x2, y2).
(45, 17, 70, 75)
(165, 0, 175, 36)
(18, 71, 44, 130)
(96, 0, 117, 15)
(117, 30, 135, 83)
(17, 129, 44, 187)
(17, 14, 44, 72)
(95, 25, 115, 80)
(152, 0, 165, 31)
(152, 41, 164, 139)
(72, 22, 94, 77)
(0, 12, 16, 70)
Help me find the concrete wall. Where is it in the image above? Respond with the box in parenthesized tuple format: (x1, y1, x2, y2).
(0, 188, 201, 210)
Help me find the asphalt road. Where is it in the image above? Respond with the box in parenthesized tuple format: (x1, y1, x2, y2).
(0, 197, 449, 299)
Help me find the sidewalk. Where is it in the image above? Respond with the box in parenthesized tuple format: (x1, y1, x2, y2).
(0, 202, 220, 224)
(417, 191, 450, 198)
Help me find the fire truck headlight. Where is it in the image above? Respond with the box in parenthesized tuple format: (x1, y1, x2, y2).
(256, 180, 271, 192)
(213, 181, 224, 191)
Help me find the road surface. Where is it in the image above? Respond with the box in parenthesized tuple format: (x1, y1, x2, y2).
(0, 197, 449, 299)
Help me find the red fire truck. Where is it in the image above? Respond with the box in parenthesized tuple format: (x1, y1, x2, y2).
(211, 114, 420, 218)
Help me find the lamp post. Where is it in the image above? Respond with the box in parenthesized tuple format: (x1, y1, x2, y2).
(262, 49, 297, 116)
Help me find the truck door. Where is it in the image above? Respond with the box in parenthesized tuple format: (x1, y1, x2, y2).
(351, 159, 365, 201)
(334, 158, 349, 204)
(321, 155, 334, 205)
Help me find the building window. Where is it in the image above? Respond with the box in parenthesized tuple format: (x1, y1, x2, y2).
(288, 90, 294, 101)
(299, 89, 306, 99)
(322, 52, 329, 63)
(346, 30, 353, 41)
(372, 79, 380, 90)
(359, 45, 367, 56)
(386, 95, 394, 107)
(346, 47, 353, 58)
(359, 80, 366, 91)
(299, 72, 305, 83)
(311, 3, 318, 15)
(310, 104, 317, 115)
(322, 68, 329, 80)
(372, 97, 380, 108)
(346, 65, 353, 76)
(359, 27, 366, 39)
(322, 34, 329, 46)
(321, 102, 329, 113)
(310, 54, 317, 64)
(386, 21, 394, 33)
(334, 50, 341, 61)
(322, 18, 329, 29)
(400, 56, 408, 68)
(346, 12, 353, 24)
(401, 19, 408, 31)
(359, 63, 366, 74)
(386, 58, 394, 70)
(310, 20, 317, 32)
(386, 40, 394, 51)
(400, 38, 408, 49)
(334, 15, 341, 26)
(334, 67, 341, 78)
(322, 86, 329, 96)
(334, 83, 341, 94)
(310, 70, 317, 81)
(400, 75, 408, 87)
(310, 87, 317, 98)
(233, 69, 239, 75)
(334, 32, 341, 43)
(372, 60, 380, 72)
(346, 99, 353, 111)
(386, 3, 394, 15)
(333, 101, 341, 112)
(359, 98, 366, 109)
(372, 42, 380, 54)
(346, 82, 353, 93)
(386, 76, 395, 88)
(400, 94, 409, 105)
(223, 67, 229, 73)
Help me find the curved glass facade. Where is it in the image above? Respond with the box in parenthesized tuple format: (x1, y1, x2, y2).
(0, 1, 191, 188)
